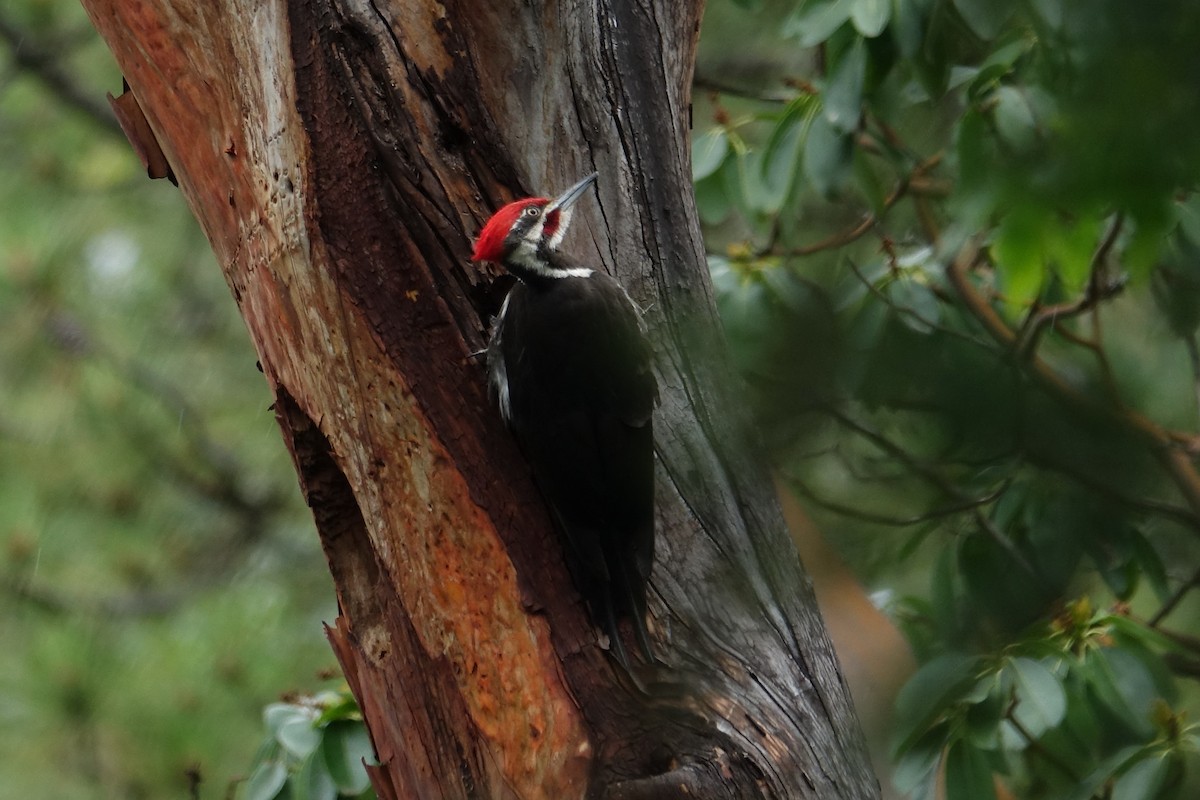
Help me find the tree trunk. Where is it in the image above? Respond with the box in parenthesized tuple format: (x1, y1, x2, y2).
(80, 1, 879, 797)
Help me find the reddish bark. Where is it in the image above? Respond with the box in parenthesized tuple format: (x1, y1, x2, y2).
(80, 1, 879, 797)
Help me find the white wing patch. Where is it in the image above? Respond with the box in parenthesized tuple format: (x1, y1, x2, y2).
(489, 293, 513, 423)
(494, 361, 512, 423)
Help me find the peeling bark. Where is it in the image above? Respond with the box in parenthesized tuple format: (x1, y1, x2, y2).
(80, 1, 880, 797)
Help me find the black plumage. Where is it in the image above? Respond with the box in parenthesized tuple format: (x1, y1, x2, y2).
(472, 174, 657, 666)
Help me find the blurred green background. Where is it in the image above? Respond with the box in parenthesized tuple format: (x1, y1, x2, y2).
(7, 1, 1200, 798)
(0, 2, 337, 797)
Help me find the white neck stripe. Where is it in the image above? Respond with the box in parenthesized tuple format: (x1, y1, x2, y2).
(508, 242, 593, 279)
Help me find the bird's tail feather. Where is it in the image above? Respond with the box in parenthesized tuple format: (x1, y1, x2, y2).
(612, 555, 656, 665)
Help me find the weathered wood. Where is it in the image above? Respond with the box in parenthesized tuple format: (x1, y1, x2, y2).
(80, 1, 879, 797)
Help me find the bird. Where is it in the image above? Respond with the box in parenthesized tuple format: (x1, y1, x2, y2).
(471, 172, 657, 667)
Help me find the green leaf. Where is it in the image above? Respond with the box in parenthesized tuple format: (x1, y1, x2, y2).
(718, 150, 763, 223)
(763, 96, 816, 167)
(1068, 745, 1153, 800)
(991, 209, 1046, 309)
(760, 265, 819, 318)
(992, 86, 1037, 152)
(783, 0, 855, 47)
(894, 653, 983, 755)
(853, 148, 887, 213)
(1051, 673, 1106, 757)
(313, 693, 363, 728)
(1127, 533, 1171, 604)
(824, 40, 867, 133)
(967, 39, 1033, 102)
(891, 0, 925, 57)
(839, 288, 890, 390)
(1083, 647, 1158, 735)
(852, 0, 891, 37)
(716, 267, 771, 372)
(1047, 215, 1101, 293)
(1007, 657, 1067, 737)
(738, 151, 775, 214)
(963, 675, 1005, 749)
(955, 108, 997, 220)
(293, 751, 339, 800)
(1112, 754, 1169, 800)
(930, 545, 963, 640)
(832, 258, 890, 311)
(753, 111, 806, 214)
(692, 129, 729, 181)
(243, 759, 288, 800)
(944, 740, 998, 800)
(264, 703, 304, 736)
(892, 726, 944, 796)
(1177, 194, 1200, 244)
(1105, 616, 1182, 659)
(278, 714, 322, 759)
(708, 255, 736, 294)
(804, 114, 854, 196)
(759, 98, 816, 212)
(694, 174, 733, 225)
(1125, 208, 1176, 284)
(1032, 0, 1064, 28)
(1099, 559, 1139, 603)
(322, 720, 375, 795)
(951, 0, 1013, 40)
(888, 277, 941, 334)
(265, 702, 322, 759)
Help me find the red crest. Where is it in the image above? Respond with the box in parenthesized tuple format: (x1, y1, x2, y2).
(471, 197, 548, 262)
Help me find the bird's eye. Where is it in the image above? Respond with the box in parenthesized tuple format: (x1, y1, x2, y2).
(524, 207, 541, 217)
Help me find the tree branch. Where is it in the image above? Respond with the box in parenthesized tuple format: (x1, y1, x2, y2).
(0, 10, 122, 136)
(790, 477, 1007, 527)
(826, 406, 1042, 578)
(1004, 702, 1080, 782)
(1149, 564, 1200, 627)
(946, 238, 1200, 525)
(693, 72, 795, 103)
(1013, 214, 1126, 359)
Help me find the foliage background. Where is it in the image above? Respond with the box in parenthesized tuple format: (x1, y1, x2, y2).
(0, 2, 337, 797)
(697, 1, 1200, 799)
(5, 0, 1200, 798)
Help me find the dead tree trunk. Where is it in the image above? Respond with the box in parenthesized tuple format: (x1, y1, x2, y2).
(81, 1, 879, 797)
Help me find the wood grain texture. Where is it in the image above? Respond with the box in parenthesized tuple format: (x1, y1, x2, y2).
(79, 0, 880, 797)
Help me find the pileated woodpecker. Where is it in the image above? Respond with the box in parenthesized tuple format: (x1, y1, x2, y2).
(471, 173, 657, 666)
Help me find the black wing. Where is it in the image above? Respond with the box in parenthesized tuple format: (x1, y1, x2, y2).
(490, 270, 657, 656)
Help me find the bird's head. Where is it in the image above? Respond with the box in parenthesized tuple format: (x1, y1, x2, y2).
(471, 172, 598, 267)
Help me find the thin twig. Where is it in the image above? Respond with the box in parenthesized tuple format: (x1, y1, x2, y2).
(1162, 653, 1200, 679)
(1051, 323, 1123, 403)
(762, 152, 943, 259)
(1149, 564, 1200, 627)
(844, 258, 992, 349)
(1147, 624, 1200, 655)
(1025, 448, 1200, 534)
(777, 212, 883, 258)
(693, 73, 795, 103)
(790, 479, 1006, 527)
(1013, 214, 1126, 359)
(1005, 702, 1082, 782)
(827, 406, 1042, 578)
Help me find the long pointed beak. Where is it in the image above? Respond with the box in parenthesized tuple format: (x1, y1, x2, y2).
(544, 172, 598, 214)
